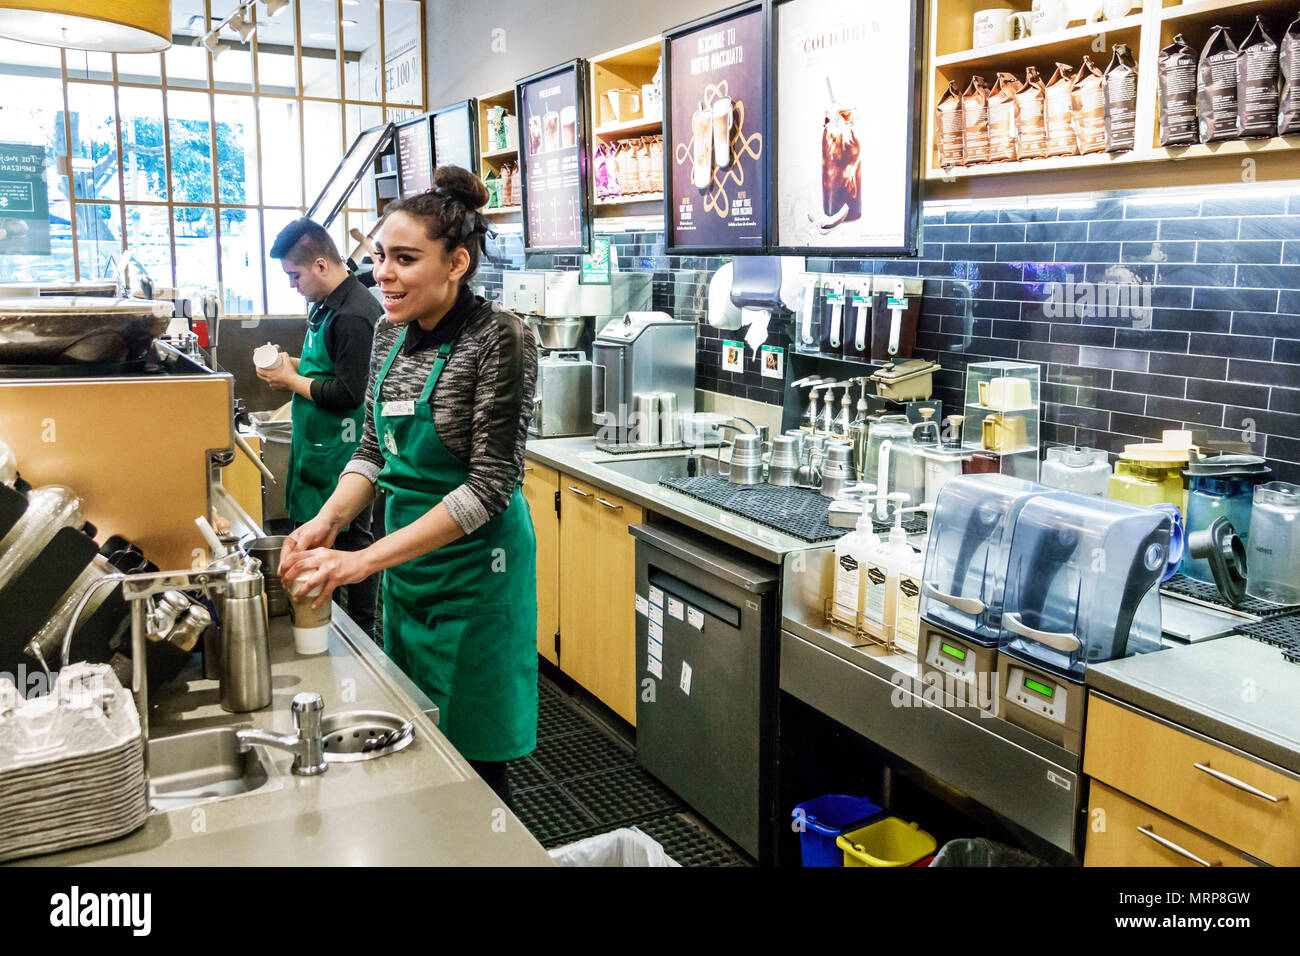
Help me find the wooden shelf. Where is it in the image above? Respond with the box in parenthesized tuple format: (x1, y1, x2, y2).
(1151, 134, 1300, 160)
(934, 14, 1144, 69)
(928, 149, 1141, 180)
(1161, 0, 1282, 23)
(481, 147, 518, 161)
(596, 192, 663, 206)
(594, 117, 662, 139)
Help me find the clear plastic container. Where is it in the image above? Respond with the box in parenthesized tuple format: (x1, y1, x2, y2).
(999, 492, 1169, 679)
(918, 474, 1053, 647)
(1041, 446, 1110, 496)
(1183, 473, 1264, 583)
(1107, 457, 1184, 515)
(1246, 482, 1300, 606)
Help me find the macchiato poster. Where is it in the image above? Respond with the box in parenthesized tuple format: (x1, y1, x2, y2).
(665, 4, 767, 252)
(518, 60, 590, 252)
(774, 0, 918, 254)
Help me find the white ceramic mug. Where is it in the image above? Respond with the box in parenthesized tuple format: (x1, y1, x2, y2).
(1066, 0, 1104, 25)
(973, 8, 1031, 47)
(1032, 0, 1069, 34)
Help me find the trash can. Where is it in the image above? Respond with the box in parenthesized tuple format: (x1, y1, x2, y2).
(837, 816, 937, 868)
(792, 794, 883, 867)
(929, 838, 1049, 867)
(548, 827, 681, 867)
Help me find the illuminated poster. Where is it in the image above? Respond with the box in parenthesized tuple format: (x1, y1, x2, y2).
(432, 101, 476, 174)
(517, 60, 592, 253)
(664, 4, 767, 253)
(0, 143, 50, 256)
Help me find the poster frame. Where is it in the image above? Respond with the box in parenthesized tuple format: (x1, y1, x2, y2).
(430, 98, 480, 176)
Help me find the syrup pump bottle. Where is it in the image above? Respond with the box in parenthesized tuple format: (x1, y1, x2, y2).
(849, 378, 871, 481)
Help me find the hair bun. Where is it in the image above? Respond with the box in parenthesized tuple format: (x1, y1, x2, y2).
(433, 166, 490, 211)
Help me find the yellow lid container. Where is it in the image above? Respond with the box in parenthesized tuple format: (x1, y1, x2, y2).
(837, 816, 937, 868)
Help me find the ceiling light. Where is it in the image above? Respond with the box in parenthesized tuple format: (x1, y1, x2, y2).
(341, 19, 356, 27)
(228, 6, 256, 42)
(264, 0, 289, 17)
(0, 0, 171, 52)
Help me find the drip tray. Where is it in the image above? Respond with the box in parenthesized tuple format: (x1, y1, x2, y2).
(1238, 614, 1300, 665)
(1161, 574, 1298, 620)
(319, 710, 414, 762)
(659, 475, 928, 544)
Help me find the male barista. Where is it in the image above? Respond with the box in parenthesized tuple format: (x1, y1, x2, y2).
(262, 218, 381, 638)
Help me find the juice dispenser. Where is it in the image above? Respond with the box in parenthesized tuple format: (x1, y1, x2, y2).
(1181, 454, 1269, 584)
(917, 474, 1055, 711)
(996, 493, 1170, 754)
(1107, 455, 1185, 516)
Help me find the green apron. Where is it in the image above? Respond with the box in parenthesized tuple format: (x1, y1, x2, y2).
(374, 328, 538, 762)
(285, 305, 366, 529)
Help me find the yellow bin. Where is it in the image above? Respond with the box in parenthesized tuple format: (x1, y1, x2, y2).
(837, 816, 937, 867)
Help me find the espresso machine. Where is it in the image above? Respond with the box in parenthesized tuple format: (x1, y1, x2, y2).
(504, 269, 652, 439)
(592, 312, 696, 446)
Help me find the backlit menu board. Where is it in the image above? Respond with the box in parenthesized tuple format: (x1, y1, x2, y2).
(772, 0, 921, 255)
(432, 100, 478, 174)
(663, 2, 769, 253)
(516, 59, 593, 254)
(396, 115, 434, 198)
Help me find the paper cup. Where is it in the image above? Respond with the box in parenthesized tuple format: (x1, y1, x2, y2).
(253, 343, 282, 370)
(288, 577, 331, 654)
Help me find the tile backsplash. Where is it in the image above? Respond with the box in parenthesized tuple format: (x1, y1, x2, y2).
(479, 180, 1300, 484)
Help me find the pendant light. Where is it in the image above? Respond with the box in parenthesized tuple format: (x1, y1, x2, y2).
(0, 0, 171, 52)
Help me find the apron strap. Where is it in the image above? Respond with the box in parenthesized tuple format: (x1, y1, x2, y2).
(373, 323, 409, 401)
(373, 329, 454, 407)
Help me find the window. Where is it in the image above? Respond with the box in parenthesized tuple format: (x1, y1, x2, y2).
(0, 0, 423, 311)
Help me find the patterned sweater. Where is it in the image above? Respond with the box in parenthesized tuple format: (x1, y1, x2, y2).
(342, 290, 538, 534)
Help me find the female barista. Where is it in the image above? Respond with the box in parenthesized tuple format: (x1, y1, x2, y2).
(278, 167, 538, 804)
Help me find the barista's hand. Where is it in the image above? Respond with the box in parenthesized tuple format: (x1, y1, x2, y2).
(284, 355, 300, 372)
(256, 352, 298, 391)
(279, 547, 371, 609)
(280, 515, 338, 571)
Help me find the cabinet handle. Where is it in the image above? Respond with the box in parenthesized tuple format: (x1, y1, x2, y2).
(567, 485, 591, 498)
(1193, 762, 1288, 803)
(595, 497, 623, 512)
(1136, 825, 1218, 867)
(524, 465, 534, 473)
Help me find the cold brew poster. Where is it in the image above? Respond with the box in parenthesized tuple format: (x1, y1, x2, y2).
(774, 0, 917, 253)
(667, 5, 766, 251)
(518, 62, 588, 252)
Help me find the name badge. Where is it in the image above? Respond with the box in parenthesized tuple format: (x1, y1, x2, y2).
(381, 400, 415, 418)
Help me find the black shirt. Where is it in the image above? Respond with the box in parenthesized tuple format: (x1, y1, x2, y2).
(399, 285, 476, 354)
(308, 273, 383, 413)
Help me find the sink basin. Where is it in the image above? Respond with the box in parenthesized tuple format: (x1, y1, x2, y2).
(595, 453, 723, 484)
(148, 727, 281, 813)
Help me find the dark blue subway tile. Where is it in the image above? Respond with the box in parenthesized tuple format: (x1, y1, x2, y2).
(1122, 241, 1197, 263)
(1269, 458, 1300, 485)
(1152, 286, 1195, 308)
(1276, 339, 1300, 364)
(923, 208, 946, 225)
(971, 299, 1026, 321)
(1048, 364, 1113, 389)
(1161, 218, 1240, 241)
(998, 205, 1061, 223)
(1285, 241, 1300, 265)
(1290, 195, 1300, 215)
(1023, 262, 1088, 284)
(1079, 346, 1149, 372)
(1196, 240, 1283, 264)
(1126, 198, 1201, 219)
(1267, 435, 1300, 464)
(1188, 379, 1270, 408)
(995, 242, 1057, 262)
(1096, 219, 1159, 241)
(1086, 262, 1156, 284)
(945, 208, 1000, 225)
(966, 336, 1021, 358)
(1239, 216, 1300, 240)
(1189, 332, 1274, 360)
(1054, 242, 1123, 263)
(1060, 198, 1124, 221)
(1111, 412, 1183, 441)
(1222, 405, 1300, 439)
(1237, 264, 1300, 289)
(1281, 290, 1300, 315)
(1027, 221, 1089, 243)
(994, 319, 1052, 341)
(1019, 341, 1081, 365)
(1229, 358, 1300, 388)
(1152, 308, 1231, 333)
(922, 224, 970, 243)
(1051, 324, 1117, 347)
(1156, 263, 1236, 287)
(877, 260, 920, 276)
(1272, 387, 1300, 414)
(831, 259, 873, 273)
(1080, 388, 1146, 415)
(1150, 352, 1228, 379)
(1232, 311, 1300, 337)
(1194, 287, 1278, 312)
(919, 258, 966, 277)
(942, 242, 997, 261)
(971, 223, 1027, 243)
(993, 281, 1055, 302)
(1115, 370, 1185, 398)
(1115, 329, 1189, 352)
(966, 262, 1032, 282)
(1146, 396, 1224, 427)
(1201, 195, 1283, 217)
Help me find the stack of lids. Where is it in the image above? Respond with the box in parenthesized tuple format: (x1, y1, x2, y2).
(0, 663, 147, 863)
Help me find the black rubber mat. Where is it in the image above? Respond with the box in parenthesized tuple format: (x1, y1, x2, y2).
(506, 754, 553, 791)
(530, 728, 636, 784)
(561, 767, 684, 829)
(536, 697, 595, 740)
(1237, 614, 1300, 665)
(660, 474, 928, 542)
(635, 812, 751, 867)
(1161, 573, 1299, 619)
(511, 785, 599, 848)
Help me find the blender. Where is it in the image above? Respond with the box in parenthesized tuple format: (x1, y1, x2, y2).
(1181, 454, 1269, 584)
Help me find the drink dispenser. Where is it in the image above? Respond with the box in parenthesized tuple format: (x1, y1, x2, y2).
(843, 282, 872, 360)
(1182, 455, 1269, 584)
(820, 279, 846, 354)
(917, 474, 1053, 710)
(996, 493, 1170, 753)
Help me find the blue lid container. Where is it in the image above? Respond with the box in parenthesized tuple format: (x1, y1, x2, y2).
(793, 794, 884, 867)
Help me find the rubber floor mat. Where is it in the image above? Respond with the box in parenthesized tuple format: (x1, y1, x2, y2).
(506, 754, 553, 792)
(635, 812, 751, 867)
(511, 784, 599, 848)
(562, 766, 684, 829)
(536, 697, 594, 740)
(531, 728, 636, 783)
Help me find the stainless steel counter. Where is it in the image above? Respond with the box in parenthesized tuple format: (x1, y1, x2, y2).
(526, 436, 819, 563)
(1087, 634, 1300, 777)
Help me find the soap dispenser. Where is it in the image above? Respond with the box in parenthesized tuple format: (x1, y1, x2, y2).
(832, 501, 882, 629)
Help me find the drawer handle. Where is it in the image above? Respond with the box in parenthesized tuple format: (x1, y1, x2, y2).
(567, 485, 591, 498)
(1136, 825, 1219, 867)
(524, 465, 534, 473)
(595, 497, 623, 512)
(1193, 762, 1289, 803)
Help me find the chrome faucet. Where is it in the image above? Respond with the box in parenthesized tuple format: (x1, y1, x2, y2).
(236, 692, 328, 776)
(714, 417, 770, 445)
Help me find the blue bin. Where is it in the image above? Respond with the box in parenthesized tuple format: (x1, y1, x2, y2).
(793, 794, 884, 867)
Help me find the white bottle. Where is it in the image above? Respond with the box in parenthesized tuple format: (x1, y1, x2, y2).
(863, 509, 918, 644)
(832, 508, 880, 629)
(894, 547, 926, 654)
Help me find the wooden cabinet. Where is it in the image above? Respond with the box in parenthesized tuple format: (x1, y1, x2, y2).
(1085, 782, 1257, 868)
(1084, 693, 1299, 866)
(556, 476, 643, 726)
(522, 463, 560, 666)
